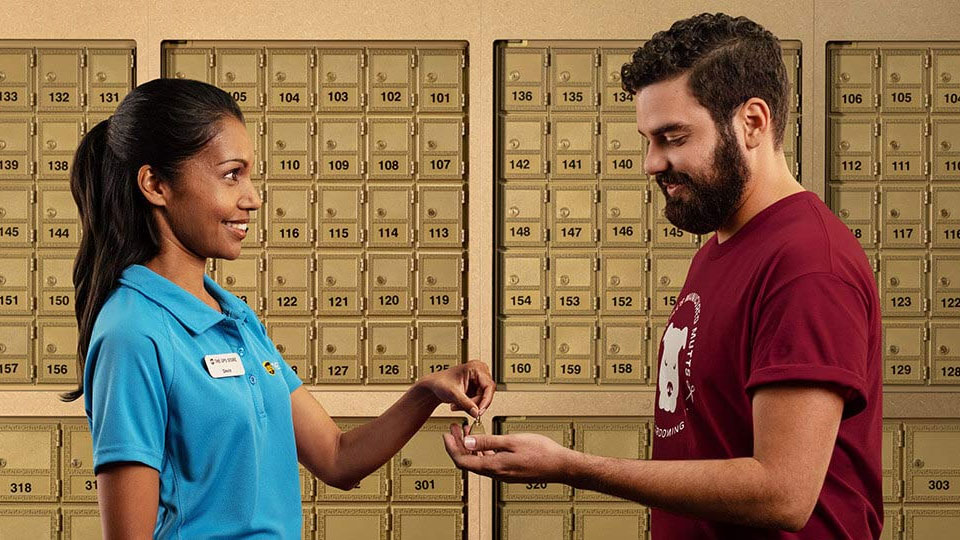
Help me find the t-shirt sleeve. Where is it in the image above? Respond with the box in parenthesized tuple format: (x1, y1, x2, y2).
(747, 272, 871, 418)
(86, 329, 168, 474)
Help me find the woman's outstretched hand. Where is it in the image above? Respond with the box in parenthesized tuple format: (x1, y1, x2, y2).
(417, 360, 495, 419)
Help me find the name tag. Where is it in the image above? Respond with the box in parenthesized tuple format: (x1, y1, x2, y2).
(204, 353, 246, 378)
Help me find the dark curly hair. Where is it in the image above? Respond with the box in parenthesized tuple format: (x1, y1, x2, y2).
(621, 13, 789, 148)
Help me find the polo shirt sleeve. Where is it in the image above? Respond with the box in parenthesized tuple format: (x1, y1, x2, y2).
(87, 329, 168, 474)
(746, 272, 870, 418)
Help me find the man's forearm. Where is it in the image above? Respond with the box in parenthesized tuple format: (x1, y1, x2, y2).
(565, 452, 808, 531)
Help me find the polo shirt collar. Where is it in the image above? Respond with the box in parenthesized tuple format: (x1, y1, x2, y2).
(119, 264, 250, 334)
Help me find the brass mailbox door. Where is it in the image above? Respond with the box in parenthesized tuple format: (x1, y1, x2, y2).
(574, 505, 647, 540)
(37, 48, 82, 112)
(0, 116, 31, 179)
(317, 48, 363, 113)
(37, 183, 81, 247)
(600, 252, 645, 316)
(651, 254, 693, 316)
(61, 421, 98, 503)
(367, 48, 414, 112)
(265, 252, 314, 316)
(366, 321, 413, 384)
(882, 320, 928, 385)
(88, 48, 134, 113)
(883, 421, 904, 503)
(367, 185, 413, 248)
(315, 506, 388, 540)
(0, 421, 58, 502)
(550, 48, 597, 112)
(417, 321, 463, 378)
(0, 48, 32, 112)
(418, 185, 464, 248)
(317, 253, 363, 317)
(0, 505, 58, 538)
(316, 321, 363, 385)
(932, 187, 960, 248)
(501, 184, 546, 247)
(366, 253, 413, 315)
(266, 116, 313, 179)
(904, 421, 960, 502)
(932, 49, 960, 113)
(501, 504, 572, 540)
(932, 118, 960, 181)
(551, 116, 597, 179)
(418, 48, 465, 113)
(367, 117, 413, 179)
(550, 186, 597, 248)
(0, 251, 33, 316)
(931, 254, 960, 319)
(600, 116, 644, 178)
(501, 252, 546, 315)
(550, 253, 597, 316)
(264, 183, 314, 249)
(317, 184, 363, 248)
(599, 321, 646, 384)
(499, 320, 546, 383)
(880, 254, 927, 317)
(36, 318, 78, 384)
(600, 184, 646, 248)
(265, 48, 313, 113)
(417, 254, 463, 316)
(880, 48, 927, 113)
(501, 47, 548, 111)
(391, 505, 464, 540)
(830, 47, 878, 114)
(418, 117, 464, 180)
(903, 506, 960, 540)
(830, 118, 878, 182)
(501, 116, 546, 179)
(392, 420, 463, 501)
(549, 320, 597, 383)
(931, 322, 960, 386)
(0, 318, 32, 383)
(317, 117, 363, 180)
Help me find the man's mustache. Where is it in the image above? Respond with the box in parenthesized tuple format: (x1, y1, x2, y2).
(656, 171, 693, 189)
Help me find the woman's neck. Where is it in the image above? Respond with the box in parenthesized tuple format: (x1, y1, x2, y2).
(144, 251, 221, 314)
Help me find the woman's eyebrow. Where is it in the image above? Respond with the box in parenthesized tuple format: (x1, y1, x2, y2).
(217, 158, 249, 167)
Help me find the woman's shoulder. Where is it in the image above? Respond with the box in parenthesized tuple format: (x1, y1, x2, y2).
(91, 284, 169, 345)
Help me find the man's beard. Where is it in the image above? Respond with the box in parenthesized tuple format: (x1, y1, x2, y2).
(655, 123, 749, 235)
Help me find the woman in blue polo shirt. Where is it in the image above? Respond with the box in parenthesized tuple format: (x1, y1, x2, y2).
(63, 78, 494, 539)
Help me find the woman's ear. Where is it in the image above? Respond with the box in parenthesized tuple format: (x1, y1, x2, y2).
(137, 164, 168, 207)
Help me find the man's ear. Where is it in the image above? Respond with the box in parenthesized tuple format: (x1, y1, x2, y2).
(138, 164, 168, 207)
(739, 97, 771, 150)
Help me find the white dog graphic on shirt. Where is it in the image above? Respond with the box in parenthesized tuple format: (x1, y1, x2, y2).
(658, 322, 689, 413)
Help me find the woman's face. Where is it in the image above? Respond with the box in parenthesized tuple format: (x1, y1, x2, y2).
(161, 116, 260, 262)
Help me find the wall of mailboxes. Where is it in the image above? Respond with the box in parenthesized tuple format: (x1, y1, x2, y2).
(0, 36, 958, 539)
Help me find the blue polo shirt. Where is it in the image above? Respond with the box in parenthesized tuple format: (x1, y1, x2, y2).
(83, 264, 303, 539)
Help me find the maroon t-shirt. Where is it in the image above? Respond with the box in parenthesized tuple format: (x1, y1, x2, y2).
(651, 191, 883, 539)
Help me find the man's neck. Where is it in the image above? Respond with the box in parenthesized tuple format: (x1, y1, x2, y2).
(716, 160, 804, 244)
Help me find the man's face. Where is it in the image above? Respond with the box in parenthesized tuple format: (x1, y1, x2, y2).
(635, 74, 749, 235)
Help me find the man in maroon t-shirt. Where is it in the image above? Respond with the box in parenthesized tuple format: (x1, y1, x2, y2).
(444, 12, 883, 539)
